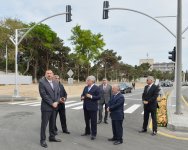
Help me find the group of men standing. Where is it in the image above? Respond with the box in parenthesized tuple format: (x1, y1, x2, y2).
(39, 69, 159, 148)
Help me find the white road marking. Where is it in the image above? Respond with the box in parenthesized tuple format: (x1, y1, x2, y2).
(124, 104, 141, 113)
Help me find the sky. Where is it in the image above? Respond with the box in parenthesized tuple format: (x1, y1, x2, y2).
(1, 0, 188, 71)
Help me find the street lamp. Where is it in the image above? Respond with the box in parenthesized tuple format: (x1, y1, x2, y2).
(9, 5, 72, 97)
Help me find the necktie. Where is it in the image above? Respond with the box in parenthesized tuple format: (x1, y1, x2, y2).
(49, 81, 54, 90)
(103, 84, 106, 90)
(147, 86, 150, 93)
(88, 86, 91, 92)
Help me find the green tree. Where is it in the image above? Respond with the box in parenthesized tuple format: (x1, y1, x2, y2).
(69, 25, 105, 76)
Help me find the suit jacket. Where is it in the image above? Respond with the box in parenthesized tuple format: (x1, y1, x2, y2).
(39, 77, 60, 111)
(108, 93, 125, 120)
(142, 84, 159, 110)
(81, 84, 100, 111)
(98, 84, 112, 104)
(58, 82, 67, 110)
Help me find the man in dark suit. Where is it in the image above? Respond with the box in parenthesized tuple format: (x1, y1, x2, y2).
(54, 75, 70, 134)
(81, 75, 100, 140)
(107, 84, 125, 145)
(98, 78, 112, 124)
(139, 76, 159, 136)
(39, 70, 62, 148)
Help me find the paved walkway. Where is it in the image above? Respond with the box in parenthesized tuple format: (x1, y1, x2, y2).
(167, 87, 188, 133)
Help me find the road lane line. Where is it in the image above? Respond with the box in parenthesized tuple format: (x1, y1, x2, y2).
(124, 104, 141, 113)
(9, 101, 37, 104)
(65, 102, 83, 108)
(72, 105, 83, 110)
(19, 102, 40, 105)
(29, 100, 76, 107)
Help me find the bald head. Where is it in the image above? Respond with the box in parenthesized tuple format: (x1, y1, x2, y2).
(112, 84, 120, 95)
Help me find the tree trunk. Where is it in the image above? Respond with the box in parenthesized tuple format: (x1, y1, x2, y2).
(33, 61, 38, 83)
(77, 65, 80, 83)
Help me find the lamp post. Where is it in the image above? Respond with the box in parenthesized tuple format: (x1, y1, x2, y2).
(9, 5, 72, 97)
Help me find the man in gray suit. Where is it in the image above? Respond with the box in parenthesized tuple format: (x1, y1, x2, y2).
(39, 70, 62, 148)
(98, 78, 112, 124)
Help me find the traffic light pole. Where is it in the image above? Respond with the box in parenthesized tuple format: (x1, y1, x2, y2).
(175, 0, 182, 114)
(103, 1, 184, 114)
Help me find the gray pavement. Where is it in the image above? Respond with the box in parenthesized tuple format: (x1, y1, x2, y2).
(167, 86, 188, 132)
(0, 95, 38, 102)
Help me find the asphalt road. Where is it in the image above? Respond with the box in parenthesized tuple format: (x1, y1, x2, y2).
(0, 88, 187, 150)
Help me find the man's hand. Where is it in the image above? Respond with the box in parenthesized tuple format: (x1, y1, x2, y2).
(86, 94, 92, 99)
(60, 97, 65, 103)
(143, 101, 148, 104)
(52, 102, 58, 108)
(107, 107, 110, 112)
(81, 96, 85, 101)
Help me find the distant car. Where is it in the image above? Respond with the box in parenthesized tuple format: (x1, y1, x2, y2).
(160, 81, 173, 87)
(119, 83, 132, 94)
(182, 82, 188, 86)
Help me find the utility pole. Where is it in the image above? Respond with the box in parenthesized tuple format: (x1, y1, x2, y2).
(175, 0, 182, 114)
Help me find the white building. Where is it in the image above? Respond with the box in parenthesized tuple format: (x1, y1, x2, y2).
(152, 62, 175, 72)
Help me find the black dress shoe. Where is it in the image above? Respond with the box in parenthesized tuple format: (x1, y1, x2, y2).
(81, 133, 90, 136)
(138, 129, 147, 133)
(108, 138, 116, 141)
(151, 131, 157, 136)
(40, 141, 48, 148)
(49, 138, 61, 142)
(104, 121, 108, 124)
(91, 136, 96, 140)
(97, 120, 102, 124)
(114, 141, 123, 145)
(63, 130, 70, 134)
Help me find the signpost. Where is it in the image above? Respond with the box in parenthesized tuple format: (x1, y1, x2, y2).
(67, 69, 74, 84)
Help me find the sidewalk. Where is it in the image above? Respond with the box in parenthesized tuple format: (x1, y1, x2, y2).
(0, 82, 145, 102)
(167, 87, 188, 133)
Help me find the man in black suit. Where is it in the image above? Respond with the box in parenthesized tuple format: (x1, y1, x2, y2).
(107, 84, 125, 145)
(81, 75, 100, 140)
(39, 70, 62, 148)
(54, 75, 70, 134)
(139, 76, 159, 136)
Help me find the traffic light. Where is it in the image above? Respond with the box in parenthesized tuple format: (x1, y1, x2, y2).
(168, 46, 176, 62)
(66, 5, 72, 22)
(103, 1, 109, 19)
(17, 51, 24, 63)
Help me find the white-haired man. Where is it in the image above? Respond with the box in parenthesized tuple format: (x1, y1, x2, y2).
(81, 75, 100, 140)
(139, 76, 159, 136)
(107, 84, 125, 145)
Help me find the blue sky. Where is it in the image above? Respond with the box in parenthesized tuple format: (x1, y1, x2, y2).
(1, 0, 188, 71)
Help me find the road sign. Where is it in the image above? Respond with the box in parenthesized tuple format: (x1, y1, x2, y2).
(68, 78, 73, 84)
(67, 69, 74, 77)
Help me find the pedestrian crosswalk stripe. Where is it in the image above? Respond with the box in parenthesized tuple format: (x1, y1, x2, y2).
(72, 105, 83, 110)
(30, 103, 41, 106)
(124, 104, 141, 113)
(20, 102, 41, 105)
(29, 100, 76, 107)
(65, 102, 83, 108)
(8, 101, 144, 114)
(9, 101, 32, 105)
